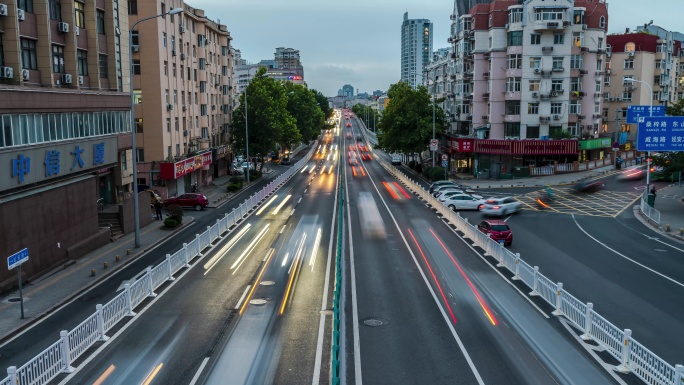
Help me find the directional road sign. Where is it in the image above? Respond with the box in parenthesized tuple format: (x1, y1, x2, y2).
(7, 248, 29, 270)
(636, 116, 684, 152)
(627, 105, 665, 124)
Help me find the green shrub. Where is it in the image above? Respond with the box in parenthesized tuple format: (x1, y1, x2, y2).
(229, 176, 244, 184)
(408, 160, 417, 169)
(423, 166, 434, 177)
(226, 182, 242, 192)
(249, 169, 263, 180)
(165, 204, 183, 223)
(163, 218, 178, 228)
(429, 166, 447, 181)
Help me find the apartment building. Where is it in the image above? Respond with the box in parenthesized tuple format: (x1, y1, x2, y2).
(127, 1, 233, 198)
(234, 48, 306, 98)
(424, 47, 455, 132)
(0, 0, 132, 289)
(446, 0, 608, 177)
(401, 12, 433, 89)
(603, 26, 683, 145)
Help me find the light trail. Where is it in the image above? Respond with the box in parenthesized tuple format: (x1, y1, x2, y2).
(272, 194, 292, 215)
(240, 248, 275, 314)
(230, 224, 270, 273)
(203, 224, 252, 275)
(256, 195, 279, 215)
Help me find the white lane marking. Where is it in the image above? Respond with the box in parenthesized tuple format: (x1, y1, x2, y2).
(234, 286, 251, 310)
(301, 165, 309, 173)
(203, 224, 252, 275)
(621, 217, 684, 253)
(503, 214, 513, 222)
(289, 208, 295, 217)
(272, 195, 293, 215)
(280, 225, 286, 234)
(312, 158, 341, 385)
(440, 219, 549, 319)
(309, 228, 322, 271)
(230, 224, 270, 273)
(256, 195, 279, 215)
(263, 248, 272, 262)
(298, 197, 303, 204)
(359, 171, 486, 385)
(572, 214, 684, 289)
(188, 357, 210, 385)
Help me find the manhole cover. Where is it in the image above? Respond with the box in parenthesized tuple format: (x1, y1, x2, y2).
(363, 319, 383, 327)
(250, 298, 267, 305)
(6, 297, 20, 303)
(654, 249, 667, 252)
(260, 281, 275, 286)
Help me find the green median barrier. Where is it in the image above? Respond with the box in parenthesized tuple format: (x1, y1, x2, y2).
(647, 194, 655, 207)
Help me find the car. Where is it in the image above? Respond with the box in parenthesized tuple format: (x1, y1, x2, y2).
(480, 197, 522, 216)
(346, 132, 353, 139)
(346, 123, 351, 127)
(241, 161, 255, 170)
(442, 194, 486, 211)
(349, 157, 359, 166)
(572, 180, 604, 193)
(438, 190, 470, 201)
(477, 220, 513, 246)
(391, 155, 401, 165)
(280, 156, 291, 165)
(429, 180, 457, 193)
(432, 184, 466, 197)
(617, 165, 646, 181)
(164, 193, 209, 211)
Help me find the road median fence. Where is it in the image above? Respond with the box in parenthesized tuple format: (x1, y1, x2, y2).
(1, 142, 318, 385)
(358, 125, 684, 385)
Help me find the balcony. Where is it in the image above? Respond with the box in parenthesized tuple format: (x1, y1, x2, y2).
(464, 92, 473, 100)
(552, 67, 565, 73)
(533, 20, 565, 31)
(504, 114, 521, 122)
(578, 114, 586, 120)
(542, 46, 553, 54)
(579, 69, 588, 75)
(539, 116, 551, 124)
(550, 89, 564, 97)
(540, 93, 551, 100)
(463, 71, 473, 79)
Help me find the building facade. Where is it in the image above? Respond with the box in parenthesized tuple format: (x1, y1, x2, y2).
(401, 12, 433, 89)
(0, 0, 134, 289)
(128, 1, 233, 198)
(603, 27, 683, 145)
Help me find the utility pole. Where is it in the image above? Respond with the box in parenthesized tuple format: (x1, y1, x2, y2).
(614, 109, 620, 170)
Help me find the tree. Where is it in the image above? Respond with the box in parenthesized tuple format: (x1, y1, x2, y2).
(666, 98, 684, 117)
(376, 82, 446, 164)
(283, 83, 324, 148)
(311, 89, 334, 120)
(231, 68, 294, 172)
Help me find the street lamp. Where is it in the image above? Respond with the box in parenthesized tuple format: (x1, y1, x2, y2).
(626, 78, 654, 192)
(129, 7, 183, 248)
(432, 76, 437, 168)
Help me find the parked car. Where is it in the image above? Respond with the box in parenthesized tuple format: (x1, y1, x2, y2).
(477, 220, 513, 246)
(281, 155, 291, 165)
(429, 180, 457, 193)
(572, 179, 605, 193)
(164, 193, 209, 211)
(442, 194, 486, 211)
(241, 161, 255, 170)
(481, 197, 522, 216)
(432, 184, 467, 197)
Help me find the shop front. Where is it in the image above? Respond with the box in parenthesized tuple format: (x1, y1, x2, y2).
(159, 151, 212, 196)
(578, 138, 613, 162)
(212, 145, 230, 178)
(473, 139, 579, 179)
(444, 136, 475, 175)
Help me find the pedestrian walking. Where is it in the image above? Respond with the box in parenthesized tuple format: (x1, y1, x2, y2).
(650, 185, 657, 197)
(154, 200, 163, 220)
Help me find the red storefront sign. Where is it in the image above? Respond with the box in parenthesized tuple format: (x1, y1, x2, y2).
(475, 140, 511, 154)
(159, 151, 213, 179)
(474, 139, 578, 155)
(446, 138, 475, 154)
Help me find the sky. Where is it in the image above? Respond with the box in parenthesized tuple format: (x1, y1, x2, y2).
(190, 0, 682, 97)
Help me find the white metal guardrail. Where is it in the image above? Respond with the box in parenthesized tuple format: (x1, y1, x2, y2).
(358, 124, 684, 385)
(0, 142, 318, 385)
(639, 197, 661, 225)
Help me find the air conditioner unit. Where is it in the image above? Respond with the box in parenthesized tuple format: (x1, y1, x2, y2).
(182, 105, 187, 111)
(553, 115, 561, 120)
(58, 22, 69, 33)
(179, 25, 185, 33)
(628, 51, 634, 57)
(532, 92, 539, 98)
(181, 53, 186, 60)
(78, 76, 84, 85)
(62, 74, 72, 84)
(534, 68, 541, 74)
(167, 104, 173, 110)
(582, 24, 588, 30)
(17, 8, 24, 21)
(21, 69, 29, 81)
(132, 45, 139, 52)
(0, 4, 7, 16)
(75, 26, 80, 36)
(504, 23, 509, 29)
(172, 50, 177, 56)
(551, 91, 558, 97)
(0, 66, 13, 79)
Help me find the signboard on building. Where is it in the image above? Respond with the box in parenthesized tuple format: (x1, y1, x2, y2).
(636, 116, 684, 151)
(212, 145, 229, 161)
(159, 151, 213, 179)
(3, 137, 118, 190)
(473, 139, 578, 155)
(446, 137, 474, 154)
(627, 105, 665, 124)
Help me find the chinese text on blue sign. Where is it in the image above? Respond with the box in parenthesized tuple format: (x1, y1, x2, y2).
(636, 117, 684, 152)
(7, 248, 29, 270)
(627, 105, 665, 124)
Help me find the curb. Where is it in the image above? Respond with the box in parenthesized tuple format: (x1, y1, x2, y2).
(632, 205, 684, 244)
(0, 217, 196, 344)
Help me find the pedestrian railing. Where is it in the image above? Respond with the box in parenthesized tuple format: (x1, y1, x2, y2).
(0, 142, 318, 385)
(640, 196, 661, 225)
(361, 131, 684, 385)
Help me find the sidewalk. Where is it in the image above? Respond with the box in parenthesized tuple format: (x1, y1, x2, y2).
(456, 165, 620, 189)
(633, 183, 684, 243)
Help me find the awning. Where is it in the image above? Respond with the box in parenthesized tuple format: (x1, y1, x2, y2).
(475, 126, 489, 131)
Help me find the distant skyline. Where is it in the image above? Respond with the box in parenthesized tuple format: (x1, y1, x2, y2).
(191, 0, 683, 97)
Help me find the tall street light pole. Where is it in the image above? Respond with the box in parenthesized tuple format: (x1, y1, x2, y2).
(628, 78, 654, 192)
(129, 7, 184, 248)
(432, 76, 436, 168)
(244, 75, 250, 183)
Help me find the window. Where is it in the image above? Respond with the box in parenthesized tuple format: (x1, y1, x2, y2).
(52, 44, 65, 73)
(505, 101, 520, 115)
(165, 89, 169, 104)
(573, 10, 584, 25)
(98, 54, 108, 78)
(552, 57, 564, 69)
(570, 77, 582, 92)
(534, 8, 564, 21)
(20, 39, 38, 70)
(172, 63, 176, 77)
(599, 16, 605, 29)
(622, 75, 633, 85)
(202, 127, 209, 139)
(163, 61, 167, 75)
(530, 34, 541, 45)
(624, 58, 634, 69)
(134, 118, 143, 133)
(526, 126, 540, 139)
(529, 57, 541, 69)
(569, 100, 581, 114)
(77, 49, 88, 76)
(121, 151, 128, 170)
(595, 79, 601, 92)
(572, 32, 584, 47)
(550, 103, 563, 115)
(175, 117, 179, 131)
(504, 123, 520, 137)
(132, 59, 140, 75)
(97, 10, 105, 34)
(199, 58, 206, 70)
(162, 32, 167, 48)
(200, 81, 206, 92)
(622, 91, 633, 101)
(166, 118, 170, 132)
(161, 2, 166, 18)
(180, 65, 184, 79)
(201, 104, 207, 116)
(18, 0, 34, 12)
(133, 90, 142, 104)
(0, 35, 4, 67)
(49, 0, 61, 21)
(529, 80, 540, 91)
(528, 102, 539, 114)
(549, 126, 563, 137)
(570, 55, 583, 69)
(508, 8, 523, 23)
(171, 35, 175, 51)
(551, 79, 563, 91)
(173, 90, 177, 104)
(604, 75, 610, 86)
(128, 0, 137, 15)
(131, 30, 139, 46)
(597, 37, 603, 50)
(507, 54, 522, 69)
(554, 33, 564, 45)
(507, 31, 523, 46)
(506, 77, 521, 92)
(75, 2, 85, 28)
(653, 91, 660, 101)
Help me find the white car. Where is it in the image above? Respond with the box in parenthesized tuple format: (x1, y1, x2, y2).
(434, 187, 466, 199)
(442, 194, 486, 211)
(241, 161, 255, 170)
(390, 155, 401, 165)
(481, 197, 522, 216)
(439, 190, 473, 202)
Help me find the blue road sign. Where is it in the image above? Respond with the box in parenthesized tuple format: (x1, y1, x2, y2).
(627, 105, 665, 124)
(442, 160, 448, 168)
(7, 248, 29, 270)
(636, 116, 684, 152)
